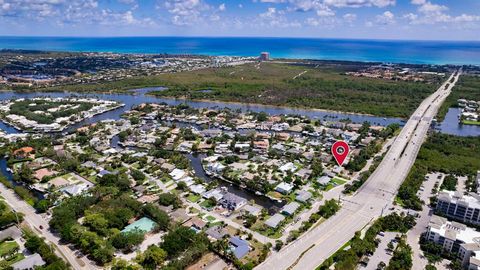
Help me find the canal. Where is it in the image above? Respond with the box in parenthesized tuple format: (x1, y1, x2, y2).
(0, 88, 478, 209)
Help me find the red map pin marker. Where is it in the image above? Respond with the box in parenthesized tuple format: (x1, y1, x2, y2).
(331, 140, 350, 166)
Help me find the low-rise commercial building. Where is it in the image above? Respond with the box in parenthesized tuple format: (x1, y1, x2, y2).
(436, 191, 480, 225)
(426, 215, 480, 269)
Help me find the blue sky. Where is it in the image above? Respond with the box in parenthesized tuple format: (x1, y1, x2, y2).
(0, 0, 479, 40)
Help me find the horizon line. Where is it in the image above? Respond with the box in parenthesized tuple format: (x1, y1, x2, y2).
(0, 35, 479, 43)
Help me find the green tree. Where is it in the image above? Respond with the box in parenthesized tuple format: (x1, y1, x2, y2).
(130, 169, 146, 184)
(111, 229, 145, 251)
(138, 245, 167, 270)
(142, 203, 169, 230)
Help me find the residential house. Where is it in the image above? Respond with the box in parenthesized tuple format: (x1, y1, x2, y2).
(185, 217, 207, 232)
(281, 202, 300, 216)
(229, 237, 250, 259)
(13, 146, 35, 159)
(12, 253, 45, 270)
(241, 205, 262, 217)
(296, 190, 313, 203)
(275, 182, 294, 195)
(265, 213, 285, 228)
(219, 192, 247, 210)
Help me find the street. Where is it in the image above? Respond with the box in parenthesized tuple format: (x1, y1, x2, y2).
(0, 182, 97, 270)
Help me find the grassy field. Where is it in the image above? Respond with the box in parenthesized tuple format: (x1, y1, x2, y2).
(149, 62, 440, 118)
(38, 62, 441, 118)
(437, 74, 480, 121)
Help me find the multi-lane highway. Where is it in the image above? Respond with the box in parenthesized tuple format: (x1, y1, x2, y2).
(256, 70, 461, 270)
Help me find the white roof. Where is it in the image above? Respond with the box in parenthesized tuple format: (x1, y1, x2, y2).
(170, 169, 186, 180)
(265, 213, 285, 228)
(276, 182, 294, 192)
(429, 215, 480, 247)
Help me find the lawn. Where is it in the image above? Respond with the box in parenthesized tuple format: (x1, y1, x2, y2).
(187, 194, 201, 203)
(267, 191, 283, 199)
(207, 221, 223, 228)
(0, 253, 25, 267)
(332, 177, 348, 185)
(199, 200, 216, 209)
(323, 184, 334, 191)
(462, 120, 480, 126)
(0, 241, 19, 257)
(205, 215, 216, 222)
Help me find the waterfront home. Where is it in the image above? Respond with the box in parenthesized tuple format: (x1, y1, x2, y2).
(276, 132, 290, 141)
(241, 204, 262, 217)
(219, 192, 247, 210)
(206, 162, 226, 175)
(275, 182, 294, 194)
(202, 188, 225, 201)
(272, 123, 290, 131)
(13, 146, 35, 159)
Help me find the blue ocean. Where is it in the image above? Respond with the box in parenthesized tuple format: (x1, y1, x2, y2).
(0, 36, 480, 65)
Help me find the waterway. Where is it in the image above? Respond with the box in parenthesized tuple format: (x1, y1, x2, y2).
(109, 133, 284, 210)
(0, 89, 404, 136)
(0, 88, 477, 209)
(435, 108, 480, 137)
(0, 89, 476, 136)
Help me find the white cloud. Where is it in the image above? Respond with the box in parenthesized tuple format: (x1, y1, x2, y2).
(403, 13, 417, 21)
(343, 13, 357, 23)
(323, 0, 395, 8)
(0, 0, 65, 18)
(257, 7, 302, 27)
(305, 16, 337, 27)
(404, 0, 480, 27)
(375, 10, 395, 25)
(410, 0, 425, 5)
(418, 2, 447, 15)
(164, 0, 210, 26)
(118, 0, 136, 4)
(219, 3, 226, 11)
